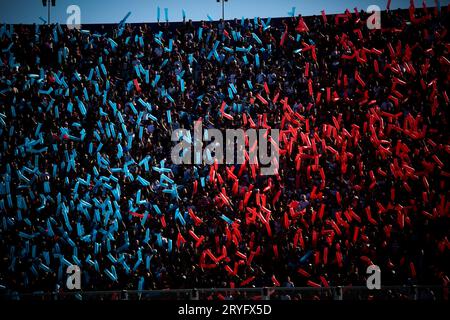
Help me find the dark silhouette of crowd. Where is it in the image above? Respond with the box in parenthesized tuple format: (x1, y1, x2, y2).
(0, 1, 449, 300)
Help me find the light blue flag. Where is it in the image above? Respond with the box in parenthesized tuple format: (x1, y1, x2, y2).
(146, 255, 152, 271)
(138, 276, 144, 291)
(137, 175, 150, 186)
(288, 7, 296, 17)
(152, 74, 160, 87)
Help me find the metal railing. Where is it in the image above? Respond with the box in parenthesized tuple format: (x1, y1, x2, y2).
(1, 285, 447, 301)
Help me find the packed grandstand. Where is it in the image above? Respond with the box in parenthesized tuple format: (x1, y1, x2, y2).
(0, 1, 449, 300)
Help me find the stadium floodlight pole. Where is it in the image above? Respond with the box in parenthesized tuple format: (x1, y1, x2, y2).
(41, 0, 56, 24)
(216, 0, 229, 21)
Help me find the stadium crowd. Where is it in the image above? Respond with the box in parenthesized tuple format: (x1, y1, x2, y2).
(0, 1, 449, 299)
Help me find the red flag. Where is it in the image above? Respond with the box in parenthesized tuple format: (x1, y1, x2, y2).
(297, 268, 311, 277)
(304, 62, 310, 77)
(176, 232, 186, 248)
(256, 93, 269, 105)
(241, 276, 256, 287)
(295, 17, 309, 33)
(410, 262, 417, 278)
(307, 280, 321, 288)
(321, 10, 327, 24)
(336, 191, 342, 205)
(193, 180, 198, 194)
(355, 70, 366, 87)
